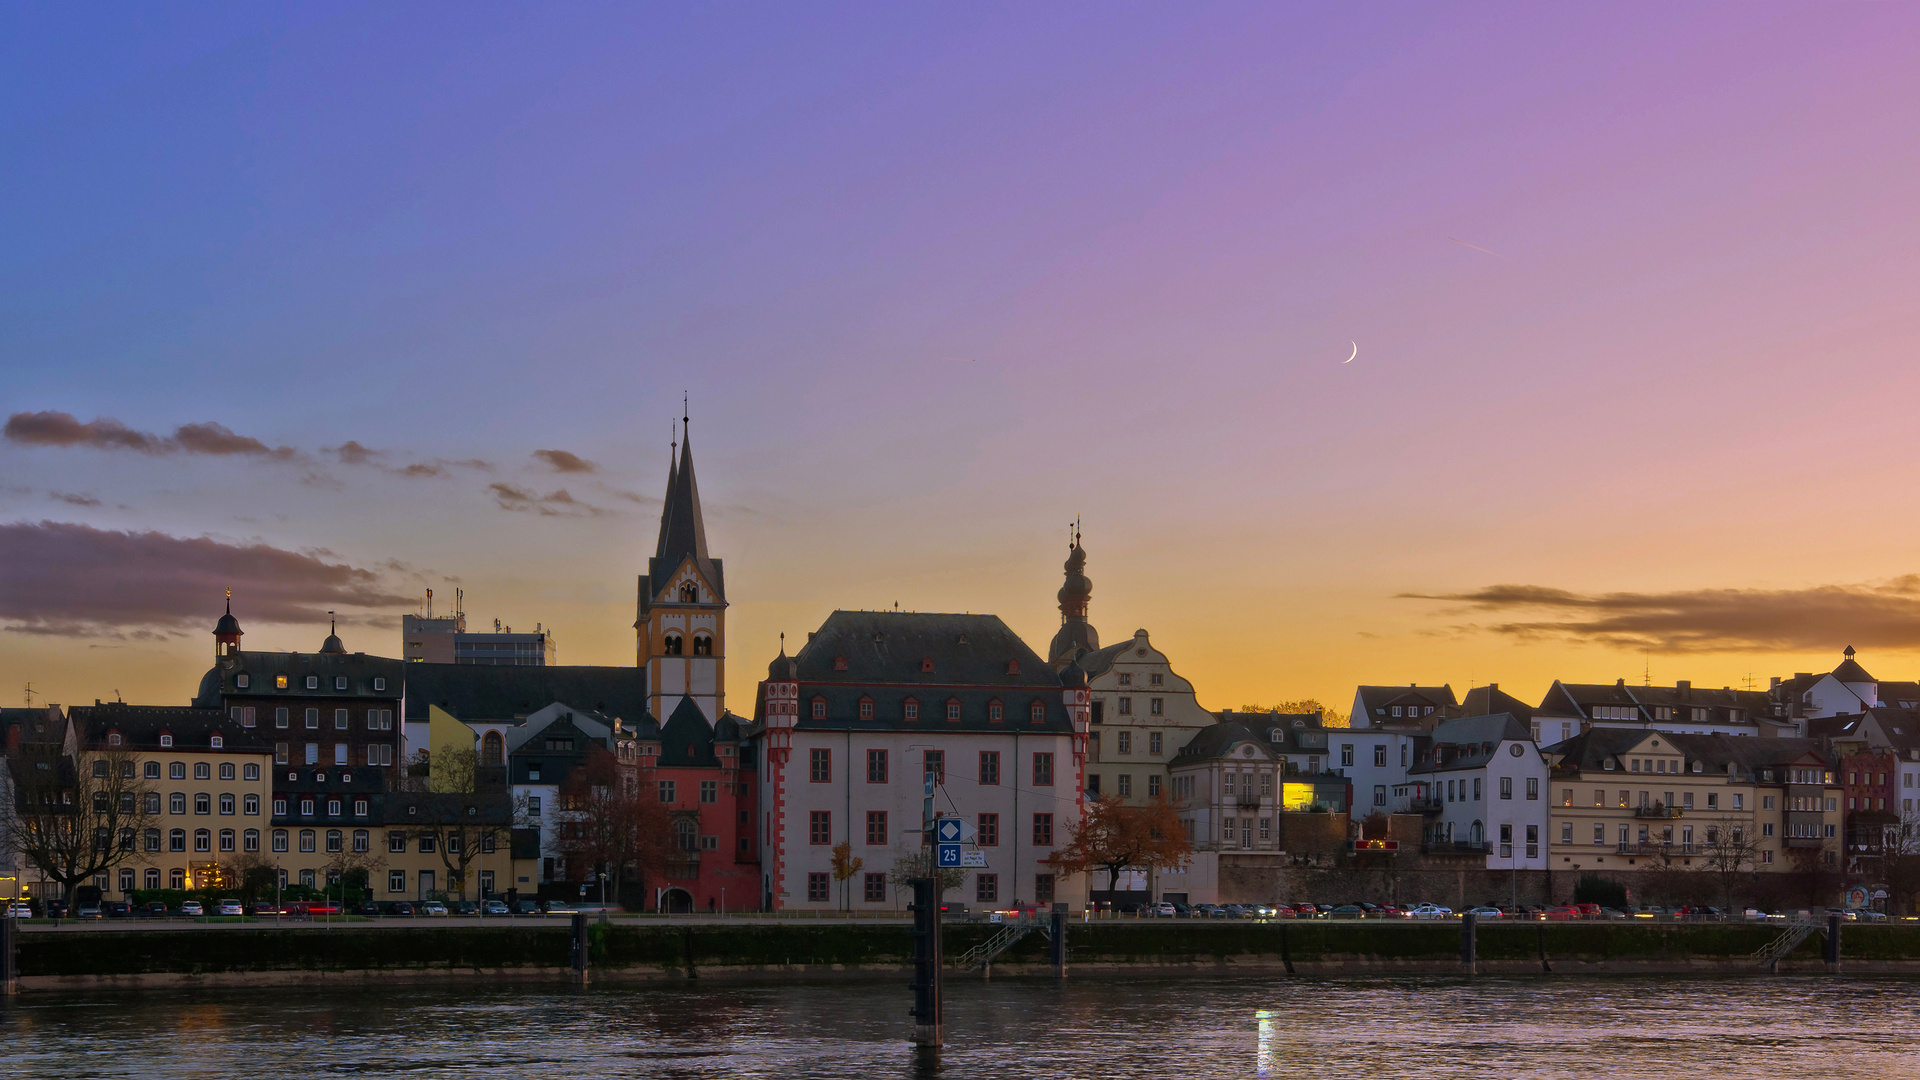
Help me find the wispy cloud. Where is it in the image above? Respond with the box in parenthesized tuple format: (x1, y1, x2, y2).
(532, 448, 598, 474)
(5, 412, 297, 460)
(1399, 578, 1920, 653)
(49, 491, 101, 507)
(0, 521, 413, 638)
(487, 482, 610, 518)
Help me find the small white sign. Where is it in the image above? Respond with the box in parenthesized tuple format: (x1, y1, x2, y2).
(961, 850, 987, 867)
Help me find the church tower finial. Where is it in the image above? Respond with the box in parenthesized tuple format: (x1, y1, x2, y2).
(1047, 519, 1097, 668)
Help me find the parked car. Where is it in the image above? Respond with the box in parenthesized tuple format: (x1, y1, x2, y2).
(181, 901, 206, 917)
(103, 900, 132, 918)
(1574, 903, 1601, 918)
(1170, 903, 1192, 918)
(1250, 904, 1277, 918)
(1380, 905, 1406, 919)
(5, 902, 32, 918)
(1408, 903, 1452, 920)
(355, 902, 383, 917)
(1329, 904, 1367, 918)
(1545, 905, 1582, 921)
(514, 900, 542, 915)
(1466, 906, 1504, 918)
(483, 900, 511, 916)
(252, 901, 280, 917)
(137, 901, 168, 918)
(421, 901, 450, 917)
(388, 902, 416, 917)
(1220, 904, 1251, 919)
(544, 901, 575, 915)
(1191, 904, 1224, 918)
(452, 901, 479, 916)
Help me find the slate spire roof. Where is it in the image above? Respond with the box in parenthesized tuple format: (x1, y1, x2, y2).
(1047, 525, 1098, 668)
(641, 416, 725, 613)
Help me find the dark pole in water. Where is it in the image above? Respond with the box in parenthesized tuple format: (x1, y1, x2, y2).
(1824, 911, 1842, 975)
(1050, 901, 1068, 977)
(1460, 910, 1477, 975)
(570, 910, 590, 987)
(910, 877, 944, 1050)
(1, 912, 16, 997)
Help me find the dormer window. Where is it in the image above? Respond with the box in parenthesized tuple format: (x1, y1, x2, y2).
(858, 696, 874, 719)
(373, 677, 386, 691)
(946, 698, 961, 722)
(1006, 659, 1020, 675)
(275, 675, 288, 689)
(988, 700, 1004, 723)
(107, 731, 122, 746)
(811, 696, 827, 719)
(210, 734, 224, 749)
(236, 673, 250, 689)
(334, 676, 347, 691)
(833, 656, 847, 671)
(305, 675, 319, 690)
(1030, 702, 1045, 724)
(921, 658, 935, 673)
(159, 733, 173, 747)
(903, 698, 919, 721)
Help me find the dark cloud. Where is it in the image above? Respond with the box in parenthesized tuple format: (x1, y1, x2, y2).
(330, 441, 377, 466)
(1398, 578, 1920, 653)
(49, 491, 101, 507)
(5, 411, 164, 452)
(487, 482, 609, 518)
(532, 449, 598, 474)
(324, 441, 472, 480)
(606, 488, 661, 506)
(5, 412, 296, 460)
(0, 521, 413, 638)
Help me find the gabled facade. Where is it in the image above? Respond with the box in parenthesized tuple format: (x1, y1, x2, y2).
(1403, 713, 1549, 870)
(753, 610, 1088, 912)
(636, 425, 727, 725)
(637, 698, 759, 912)
(1079, 628, 1216, 805)
(1536, 678, 1784, 739)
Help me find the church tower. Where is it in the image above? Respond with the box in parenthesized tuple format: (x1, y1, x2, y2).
(637, 413, 727, 726)
(1048, 523, 1098, 669)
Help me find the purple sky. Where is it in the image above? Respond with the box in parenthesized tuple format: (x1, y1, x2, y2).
(7, 5, 1920, 710)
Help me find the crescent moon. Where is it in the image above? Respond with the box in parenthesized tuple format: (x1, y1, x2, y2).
(1344, 341, 1357, 363)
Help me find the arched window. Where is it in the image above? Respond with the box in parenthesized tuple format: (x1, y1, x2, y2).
(193, 829, 211, 852)
(326, 830, 343, 853)
(353, 830, 369, 852)
(299, 829, 317, 853)
(219, 829, 235, 852)
(675, 818, 698, 852)
(169, 829, 186, 852)
(693, 635, 712, 656)
(481, 731, 505, 767)
(680, 582, 699, 603)
(243, 829, 260, 853)
(663, 634, 683, 656)
(1470, 821, 1484, 844)
(169, 868, 185, 890)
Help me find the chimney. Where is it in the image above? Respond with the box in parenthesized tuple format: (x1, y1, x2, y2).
(1770, 677, 1781, 690)
(5, 723, 19, 752)
(1676, 680, 1690, 694)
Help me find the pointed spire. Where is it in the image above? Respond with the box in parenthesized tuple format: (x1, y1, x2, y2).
(648, 401, 722, 603)
(655, 420, 680, 559)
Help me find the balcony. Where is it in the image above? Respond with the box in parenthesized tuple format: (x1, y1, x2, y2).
(1633, 806, 1684, 819)
(1403, 796, 1445, 813)
(1615, 842, 1697, 856)
(1420, 841, 1491, 856)
(1235, 796, 1265, 811)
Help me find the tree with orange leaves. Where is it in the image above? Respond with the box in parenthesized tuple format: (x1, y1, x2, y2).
(553, 746, 676, 906)
(1045, 795, 1191, 895)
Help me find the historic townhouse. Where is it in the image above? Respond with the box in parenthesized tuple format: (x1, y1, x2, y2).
(68, 704, 273, 895)
(1403, 713, 1550, 870)
(754, 610, 1089, 912)
(1350, 684, 1456, 730)
(1535, 678, 1789, 741)
(1044, 532, 1216, 806)
(1543, 730, 1842, 875)
(637, 698, 759, 913)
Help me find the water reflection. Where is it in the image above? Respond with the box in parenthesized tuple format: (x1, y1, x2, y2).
(0, 975, 1914, 1079)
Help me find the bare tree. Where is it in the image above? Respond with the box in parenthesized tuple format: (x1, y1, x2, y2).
(552, 746, 674, 906)
(1696, 817, 1763, 913)
(1, 742, 156, 902)
(888, 846, 965, 898)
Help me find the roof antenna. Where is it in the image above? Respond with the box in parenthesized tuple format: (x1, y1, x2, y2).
(683, 391, 689, 433)
(1643, 652, 1651, 687)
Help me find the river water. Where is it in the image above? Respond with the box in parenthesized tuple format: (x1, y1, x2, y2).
(1, 975, 1913, 1078)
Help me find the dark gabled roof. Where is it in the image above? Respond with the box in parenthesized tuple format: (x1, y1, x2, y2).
(401, 664, 645, 725)
(381, 789, 516, 827)
(1539, 679, 1772, 719)
(1171, 715, 1338, 764)
(193, 650, 407, 708)
(1354, 685, 1456, 720)
(642, 431, 724, 611)
(68, 703, 273, 753)
(659, 696, 719, 768)
(1407, 713, 1534, 774)
(1074, 640, 1131, 679)
(1874, 682, 1920, 709)
(1546, 729, 1833, 778)
(793, 611, 1058, 688)
(1458, 684, 1534, 722)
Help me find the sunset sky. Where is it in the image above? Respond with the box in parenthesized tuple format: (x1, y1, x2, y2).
(7, 5, 1920, 716)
